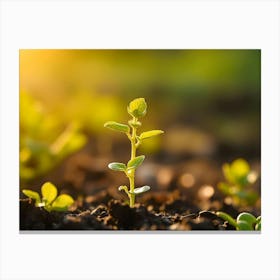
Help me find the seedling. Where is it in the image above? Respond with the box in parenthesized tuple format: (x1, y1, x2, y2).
(104, 97, 164, 207)
(218, 158, 259, 206)
(215, 211, 261, 231)
(22, 182, 74, 212)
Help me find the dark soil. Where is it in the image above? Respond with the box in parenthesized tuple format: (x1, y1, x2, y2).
(20, 151, 261, 231)
(20, 191, 239, 231)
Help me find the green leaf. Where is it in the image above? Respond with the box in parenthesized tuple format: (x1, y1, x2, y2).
(127, 155, 145, 169)
(127, 98, 147, 118)
(41, 182, 58, 205)
(108, 162, 127, 171)
(231, 159, 250, 178)
(237, 220, 253, 230)
(133, 185, 150, 195)
(139, 130, 164, 140)
(255, 216, 261, 230)
(22, 189, 41, 206)
(51, 194, 74, 211)
(104, 121, 130, 133)
(236, 212, 256, 227)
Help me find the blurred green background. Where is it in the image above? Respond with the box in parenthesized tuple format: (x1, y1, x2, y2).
(20, 49, 260, 186)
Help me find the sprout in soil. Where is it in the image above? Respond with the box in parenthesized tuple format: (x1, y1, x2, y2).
(215, 211, 261, 231)
(218, 158, 259, 206)
(104, 97, 164, 207)
(22, 182, 74, 212)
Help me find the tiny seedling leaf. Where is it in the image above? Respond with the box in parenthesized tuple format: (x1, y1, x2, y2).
(22, 189, 41, 206)
(127, 98, 147, 118)
(104, 121, 130, 133)
(127, 155, 145, 169)
(237, 220, 253, 231)
(51, 194, 74, 211)
(133, 185, 150, 194)
(231, 158, 250, 179)
(236, 212, 256, 227)
(139, 130, 164, 140)
(41, 182, 58, 205)
(108, 162, 127, 172)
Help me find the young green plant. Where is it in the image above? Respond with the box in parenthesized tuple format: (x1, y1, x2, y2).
(218, 158, 259, 206)
(104, 97, 164, 207)
(215, 211, 261, 231)
(22, 182, 74, 212)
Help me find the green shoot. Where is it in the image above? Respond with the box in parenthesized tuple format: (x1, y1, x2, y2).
(22, 182, 74, 212)
(216, 211, 261, 231)
(218, 158, 259, 206)
(104, 97, 164, 207)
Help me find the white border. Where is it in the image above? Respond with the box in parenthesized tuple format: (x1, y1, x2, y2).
(1, 1, 279, 280)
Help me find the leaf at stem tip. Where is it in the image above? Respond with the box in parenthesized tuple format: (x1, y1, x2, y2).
(51, 194, 74, 211)
(139, 130, 164, 140)
(127, 155, 145, 169)
(133, 185, 150, 194)
(108, 162, 127, 172)
(127, 98, 147, 118)
(104, 121, 130, 133)
(41, 182, 58, 205)
(22, 189, 41, 206)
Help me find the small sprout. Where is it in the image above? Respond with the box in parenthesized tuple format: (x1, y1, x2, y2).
(215, 211, 261, 231)
(127, 97, 147, 118)
(104, 97, 164, 207)
(22, 182, 74, 212)
(218, 158, 259, 206)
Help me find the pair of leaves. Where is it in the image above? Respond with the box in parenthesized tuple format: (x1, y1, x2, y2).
(236, 212, 261, 231)
(104, 122, 164, 141)
(108, 155, 145, 172)
(22, 182, 74, 212)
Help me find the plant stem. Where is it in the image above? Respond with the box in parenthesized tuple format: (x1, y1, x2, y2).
(216, 211, 238, 228)
(128, 117, 137, 207)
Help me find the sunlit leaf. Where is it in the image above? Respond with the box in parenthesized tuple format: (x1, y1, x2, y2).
(139, 130, 164, 140)
(104, 121, 130, 133)
(231, 158, 250, 179)
(127, 155, 145, 169)
(133, 185, 150, 194)
(22, 189, 41, 206)
(41, 182, 58, 205)
(108, 162, 127, 171)
(127, 98, 147, 118)
(51, 194, 74, 211)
